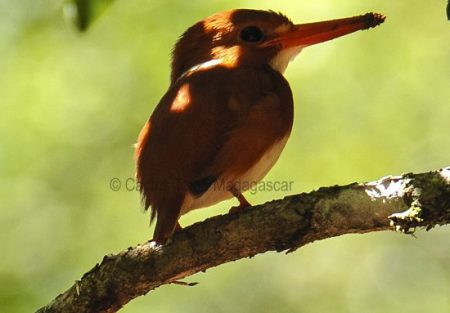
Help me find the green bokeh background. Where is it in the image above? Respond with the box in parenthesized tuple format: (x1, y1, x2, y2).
(1, 1, 449, 312)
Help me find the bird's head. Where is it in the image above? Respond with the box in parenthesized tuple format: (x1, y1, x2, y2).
(171, 9, 385, 82)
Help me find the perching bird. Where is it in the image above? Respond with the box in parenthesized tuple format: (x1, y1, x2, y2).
(135, 9, 385, 244)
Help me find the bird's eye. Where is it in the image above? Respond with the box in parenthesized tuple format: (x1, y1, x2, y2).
(240, 26, 264, 43)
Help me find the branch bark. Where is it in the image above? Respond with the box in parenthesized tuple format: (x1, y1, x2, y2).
(36, 167, 450, 313)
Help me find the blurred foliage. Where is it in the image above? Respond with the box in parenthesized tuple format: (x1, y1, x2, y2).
(64, 0, 116, 31)
(448, 0, 450, 20)
(0, 1, 449, 312)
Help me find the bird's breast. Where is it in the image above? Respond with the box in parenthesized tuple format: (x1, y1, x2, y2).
(184, 67, 294, 212)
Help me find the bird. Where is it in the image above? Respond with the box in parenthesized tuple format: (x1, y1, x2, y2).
(135, 9, 385, 244)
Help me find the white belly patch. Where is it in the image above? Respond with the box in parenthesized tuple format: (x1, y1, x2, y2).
(181, 135, 290, 214)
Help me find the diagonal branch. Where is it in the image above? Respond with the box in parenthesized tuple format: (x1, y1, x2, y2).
(36, 167, 450, 313)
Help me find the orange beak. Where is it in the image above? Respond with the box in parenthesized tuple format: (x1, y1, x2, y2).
(263, 13, 385, 49)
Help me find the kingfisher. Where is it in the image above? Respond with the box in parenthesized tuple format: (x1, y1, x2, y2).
(135, 9, 385, 244)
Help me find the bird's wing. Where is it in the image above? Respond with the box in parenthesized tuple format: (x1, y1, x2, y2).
(136, 67, 235, 235)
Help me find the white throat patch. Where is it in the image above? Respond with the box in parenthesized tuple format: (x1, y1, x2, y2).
(269, 46, 304, 73)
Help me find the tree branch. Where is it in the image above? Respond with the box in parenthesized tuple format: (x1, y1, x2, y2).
(36, 167, 450, 313)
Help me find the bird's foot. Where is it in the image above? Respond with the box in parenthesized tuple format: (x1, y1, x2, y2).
(151, 222, 183, 245)
(228, 190, 251, 213)
(174, 222, 183, 232)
